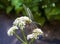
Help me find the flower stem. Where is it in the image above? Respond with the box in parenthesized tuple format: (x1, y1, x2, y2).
(13, 31, 25, 43)
(29, 38, 34, 44)
(20, 29, 27, 43)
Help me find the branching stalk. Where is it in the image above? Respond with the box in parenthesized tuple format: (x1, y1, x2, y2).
(13, 31, 25, 43)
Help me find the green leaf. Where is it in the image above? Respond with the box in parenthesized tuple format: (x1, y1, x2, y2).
(14, 3, 22, 10)
(32, 6, 38, 12)
(33, 14, 45, 26)
(11, 0, 23, 14)
(55, 15, 60, 20)
(49, 14, 60, 20)
(11, 0, 22, 7)
(6, 6, 13, 14)
(0, 4, 5, 8)
(48, 8, 60, 15)
(15, 7, 23, 14)
(45, 7, 60, 20)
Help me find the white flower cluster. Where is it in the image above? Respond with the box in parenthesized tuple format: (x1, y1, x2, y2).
(13, 16, 32, 29)
(7, 16, 32, 36)
(7, 26, 18, 36)
(27, 28, 43, 40)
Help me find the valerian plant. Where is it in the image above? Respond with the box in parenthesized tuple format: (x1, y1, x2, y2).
(7, 16, 43, 44)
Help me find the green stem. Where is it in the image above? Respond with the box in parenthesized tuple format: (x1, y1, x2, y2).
(20, 29, 27, 43)
(13, 31, 25, 43)
(29, 38, 34, 44)
(23, 4, 33, 21)
(23, 4, 28, 16)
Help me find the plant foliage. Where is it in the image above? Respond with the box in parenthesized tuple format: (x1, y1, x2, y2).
(0, 0, 60, 26)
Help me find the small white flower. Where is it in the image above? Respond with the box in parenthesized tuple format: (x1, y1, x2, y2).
(13, 16, 32, 26)
(27, 28, 43, 40)
(19, 16, 32, 23)
(52, 3, 55, 7)
(18, 21, 25, 30)
(7, 26, 18, 36)
(27, 34, 34, 40)
(33, 28, 43, 34)
(13, 17, 20, 26)
(13, 16, 32, 30)
(27, 33, 38, 40)
(32, 28, 43, 39)
(42, 5, 47, 8)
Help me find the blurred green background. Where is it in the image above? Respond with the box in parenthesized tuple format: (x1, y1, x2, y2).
(0, 0, 60, 26)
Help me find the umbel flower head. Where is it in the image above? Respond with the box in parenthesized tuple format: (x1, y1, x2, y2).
(7, 16, 32, 36)
(7, 26, 18, 36)
(27, 28, 43, 40)
(13, 16, 32, 30)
